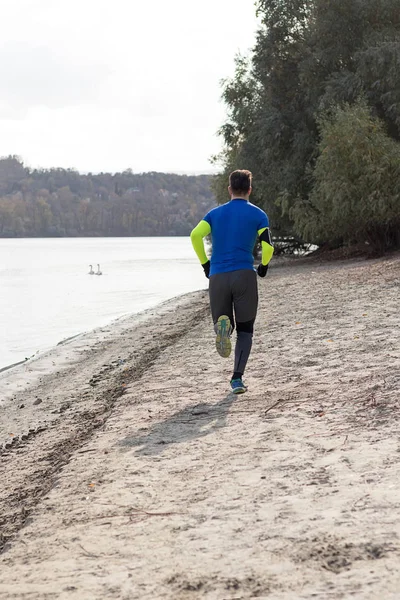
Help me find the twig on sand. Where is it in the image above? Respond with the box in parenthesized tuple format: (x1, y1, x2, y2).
(87, 514, 126, 522)
(129, 507, 182, 522)
(352, 494, 370, 510)
(264, 398, 308, 415)
(78, 543, 102, 558)
(327, 434, 350, 453)
(305, 429, 351, 438)
(264, 399, 288, 414)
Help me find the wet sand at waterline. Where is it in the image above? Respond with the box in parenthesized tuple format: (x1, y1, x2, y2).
(0, 255, 399, 599)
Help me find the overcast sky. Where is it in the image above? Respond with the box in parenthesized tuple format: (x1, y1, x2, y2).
(0, 0, 258, 174)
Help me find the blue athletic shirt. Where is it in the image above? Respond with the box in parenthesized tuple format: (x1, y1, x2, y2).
(203, 199, 269, 276)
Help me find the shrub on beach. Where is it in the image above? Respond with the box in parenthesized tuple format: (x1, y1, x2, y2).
(290, 101, 400, 254)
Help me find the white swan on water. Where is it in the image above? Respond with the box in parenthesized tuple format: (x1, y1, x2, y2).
(89, 265, 95, 275)
(96, 264, 102, 276)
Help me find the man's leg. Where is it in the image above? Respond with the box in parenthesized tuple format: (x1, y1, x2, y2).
(233, 318, 255, 380)
(209, 273, 234, 358)
(230, 270, 258, 392)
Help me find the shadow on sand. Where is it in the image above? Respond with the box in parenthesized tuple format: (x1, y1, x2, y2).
(118, 393, 237, 457)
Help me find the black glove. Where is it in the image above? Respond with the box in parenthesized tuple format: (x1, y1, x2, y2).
(257, 263, 269, 278)
(202, 260, 210, 279)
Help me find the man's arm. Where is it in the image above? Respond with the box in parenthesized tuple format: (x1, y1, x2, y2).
(257, 227, 274, 277)
(190, 220, 212, 277)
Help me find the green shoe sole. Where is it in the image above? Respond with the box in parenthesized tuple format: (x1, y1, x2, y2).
(231, 384, 248, 394)
(215, 315, 232, 358)
(232, 387, 247, 395)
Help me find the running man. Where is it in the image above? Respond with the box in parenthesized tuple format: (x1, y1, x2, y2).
(190, 170, 274, 394)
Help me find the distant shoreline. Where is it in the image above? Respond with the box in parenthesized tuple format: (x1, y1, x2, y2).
(0, 158, 215, 239)
(0, 359, 28, 375)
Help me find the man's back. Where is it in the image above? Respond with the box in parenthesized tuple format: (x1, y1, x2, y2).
(204, 199, 269, 276)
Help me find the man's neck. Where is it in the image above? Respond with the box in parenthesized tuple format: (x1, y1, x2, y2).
(231, 195, 249, 201)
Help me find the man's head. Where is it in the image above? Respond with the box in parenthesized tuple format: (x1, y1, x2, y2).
(228, 170, 252, 199)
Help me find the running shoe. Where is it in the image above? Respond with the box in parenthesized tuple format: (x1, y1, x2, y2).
(230, 378, 248, 394)
(215, 315, 232, 358)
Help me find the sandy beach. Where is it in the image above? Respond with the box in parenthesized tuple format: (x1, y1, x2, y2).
(1, 254, 400, 599)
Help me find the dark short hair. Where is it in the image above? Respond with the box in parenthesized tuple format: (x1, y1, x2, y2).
(229, 170, 252, 195)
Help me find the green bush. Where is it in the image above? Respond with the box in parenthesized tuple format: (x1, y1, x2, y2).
(291, 101, 400, 253)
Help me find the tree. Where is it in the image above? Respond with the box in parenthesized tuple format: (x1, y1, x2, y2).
(292, 101, 400, 252)
(216, 0, 400, 252)
(0, 157, 215, 237)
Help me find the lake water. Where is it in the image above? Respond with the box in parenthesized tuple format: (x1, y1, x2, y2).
(0, 238, 207, 370)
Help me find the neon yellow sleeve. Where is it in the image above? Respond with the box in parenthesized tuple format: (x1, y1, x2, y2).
(190, 220, 211, 265)
(258, 227, 274, 266)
